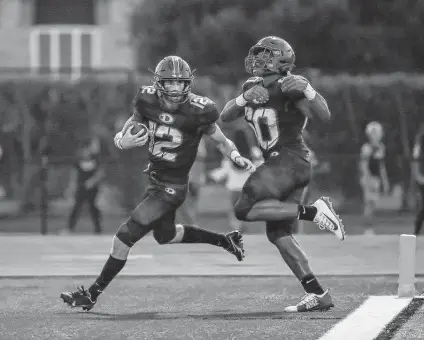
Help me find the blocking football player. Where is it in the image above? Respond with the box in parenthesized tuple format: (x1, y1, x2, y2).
(220, 36, 346, 312)
(60, 56, 254, 311)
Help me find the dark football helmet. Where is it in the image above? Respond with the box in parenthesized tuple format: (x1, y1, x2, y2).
(245, 36, 295, 76)
(152, 56, 194, 104)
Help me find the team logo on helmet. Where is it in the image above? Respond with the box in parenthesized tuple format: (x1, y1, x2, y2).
(159, 113, 174, 124)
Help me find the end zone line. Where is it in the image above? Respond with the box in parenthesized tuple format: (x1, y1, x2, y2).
(317, 296, 416, 340)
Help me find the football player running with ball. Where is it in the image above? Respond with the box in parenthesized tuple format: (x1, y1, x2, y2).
(220, 36, 346, 312)
(60, 56, 254, 311)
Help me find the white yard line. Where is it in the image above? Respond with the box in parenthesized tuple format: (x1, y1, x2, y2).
(318, 296, 412, 340)
(41, 254, 153, 260)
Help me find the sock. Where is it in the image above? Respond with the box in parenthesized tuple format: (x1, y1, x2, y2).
(298, 205, 317, 221)
(89, 255, 127, 300)
(301, 274, 325, 295)
(181, 225, 230, 248)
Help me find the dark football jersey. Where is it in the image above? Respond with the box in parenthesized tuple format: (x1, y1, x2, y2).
(133, 86, 219, 183)
(242, 75, 309, 157)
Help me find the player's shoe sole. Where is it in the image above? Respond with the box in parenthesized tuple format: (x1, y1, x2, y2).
(312, 197, 346, 241)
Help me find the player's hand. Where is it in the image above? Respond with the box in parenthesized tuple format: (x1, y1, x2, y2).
(119, 126, 149, 148)
(279, 75, 309, 97)
(243, 85, 269, 105)
(232, 155, 256, 173)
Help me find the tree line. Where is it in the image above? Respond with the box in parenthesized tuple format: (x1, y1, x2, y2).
(131, 0, 424, 83)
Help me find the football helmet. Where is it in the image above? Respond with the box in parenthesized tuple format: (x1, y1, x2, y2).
(152, 56, 194, 104)
(245, 36, 295, 76)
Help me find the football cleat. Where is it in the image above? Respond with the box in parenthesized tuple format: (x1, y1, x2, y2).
(60, 285, 97, 311)
(312, 196, 346, 240)
(284, 290, 334, 312)
(224, 230, 245, 261)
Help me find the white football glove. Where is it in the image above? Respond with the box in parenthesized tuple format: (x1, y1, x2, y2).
(230, 151, 256, 173)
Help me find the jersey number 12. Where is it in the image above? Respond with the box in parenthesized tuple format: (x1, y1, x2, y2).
(148, 122, 182, 162)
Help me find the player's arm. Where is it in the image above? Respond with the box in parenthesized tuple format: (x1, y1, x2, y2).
(220, 97, 246, 122)
(378, 146, 390, 194)
(359, 144, 372, 180)
(221, 78, 269, 122)
(296, 92, 331, 123)
(203, 123, 255, 172)
(279, 75, 330, 122)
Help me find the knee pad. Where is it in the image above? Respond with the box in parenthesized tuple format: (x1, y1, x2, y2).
(110, 235, 131, 260)
(116, 218, 151, 247)
(266, 219, 295, 243)
(153, 224, 184, 245)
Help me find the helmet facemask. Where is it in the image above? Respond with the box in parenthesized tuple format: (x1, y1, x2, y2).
(245, 45, 294, 76)
(155, 77, 192, 104)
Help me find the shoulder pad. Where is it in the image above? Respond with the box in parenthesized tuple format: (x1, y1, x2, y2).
(242, 77, 264, 92)
(188, 94, 215, 109)
(188, 94, 218, 125)
(133, 85, 157, 106)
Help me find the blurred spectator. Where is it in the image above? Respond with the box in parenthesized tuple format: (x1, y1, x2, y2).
(176, 137, 207, 224)
(20, 89, 58, 212)
(359, 121, 390, 217)
(412, 123, 424, 235)
(64, 138, 105, 234)
(210, 128, 262, 231)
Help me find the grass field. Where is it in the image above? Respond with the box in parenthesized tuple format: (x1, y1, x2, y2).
(0, 210, 423, 339)
(2, 276, 422, 340)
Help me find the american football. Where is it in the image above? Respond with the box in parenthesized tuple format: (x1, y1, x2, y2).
(128, 122, 148, 136)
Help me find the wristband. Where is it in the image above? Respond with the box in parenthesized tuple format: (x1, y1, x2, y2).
(114, 132, 124, 149)
(230, 150, 241, 162)
(235, 94, 247, 107)
(304, 84, 316, 101)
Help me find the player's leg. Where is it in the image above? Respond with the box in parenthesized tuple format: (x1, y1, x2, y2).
(265, 189, 333, 312)
(229, 190, 243, 231)
(87, 186, 102, 234)
(60, 190, 166, 310)
(175, 183, 197, 224)
(67, 186, 86, 232)
(234, 151, 345, 240)
(414, 184, 424, 235)
(153, 202, 244, 261)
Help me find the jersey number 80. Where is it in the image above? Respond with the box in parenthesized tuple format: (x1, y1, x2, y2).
(245, 107, 280, 150)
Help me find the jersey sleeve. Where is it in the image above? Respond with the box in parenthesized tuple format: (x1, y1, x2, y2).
(196, 100, 220, 127)
(242, 77, 263, 92)
(132, 85, 156, 122)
